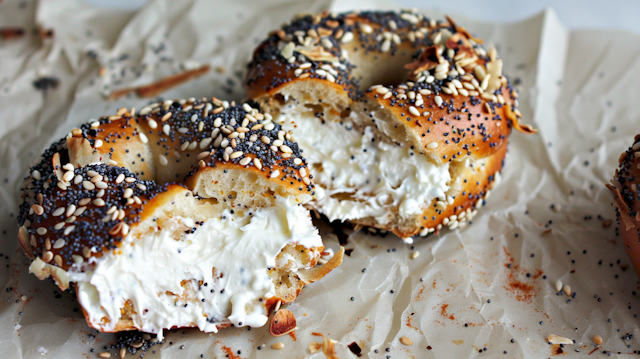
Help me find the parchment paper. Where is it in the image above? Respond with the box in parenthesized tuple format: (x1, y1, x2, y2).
(1, 0, 639, 358)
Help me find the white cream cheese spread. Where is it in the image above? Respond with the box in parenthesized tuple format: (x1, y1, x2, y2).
(48, 196, 321, 340)
(276, 108, 451, 225)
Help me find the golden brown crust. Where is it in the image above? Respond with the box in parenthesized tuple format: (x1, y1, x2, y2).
(361, 85, 514, 166)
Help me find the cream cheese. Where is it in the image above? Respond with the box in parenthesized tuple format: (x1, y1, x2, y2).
(276, 109, 451, 225)
(67, 196, 321, 340)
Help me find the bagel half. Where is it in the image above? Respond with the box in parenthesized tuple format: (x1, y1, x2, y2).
(245, 10, 534, 239)
(18, 99, 342, 339)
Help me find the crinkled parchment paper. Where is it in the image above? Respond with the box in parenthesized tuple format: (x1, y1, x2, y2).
(1, 0, 639, 357)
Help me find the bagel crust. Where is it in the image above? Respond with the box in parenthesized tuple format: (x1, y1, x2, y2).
(18, 99, 341, 339)
(245, 10, 534, 238)
(609, 135, 640, 278)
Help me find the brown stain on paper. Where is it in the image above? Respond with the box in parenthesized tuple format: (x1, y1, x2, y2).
(502, 246, 542, 304)
(440, 304, 455, 320)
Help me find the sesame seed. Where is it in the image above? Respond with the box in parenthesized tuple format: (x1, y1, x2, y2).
(65, 204, 76, 218)
(42, 251, 53, 262)
(341, 31, 354, 43)
(270, 170, 280, 178)
(123, 188, 133, 198)
(94, 139, 103, 148)
(158, 155, 168, 166)
(555, 280, 563, 292)
(593, 335, 603, 345)
(410, 251, 419, 259)
(254, 158, 262, 169)
(82, 181, 95, 190)
(161, 112, 172, 122)
(98, 352, 111, 358)
(139, 132, 148, 143)
(163, 124, 170, 136)
(381, 39, 391, 52)
(427, 142, 438, 149)
(36, 227, 47, 235)
(271, 343, 284, 350)
(92, 198, 106, 207)
(32, 204, 44, 216)
(62, 171, 74, 182)
(400, 336, 413, 345)
(230, 151, 244, 159)
(53, 239, 65, 249)
(280, 145, 293, 153)
(409, 106, 420, 117)
(239, 157, 251, 166)
(375, 86, 389, 94)
(52, 207, 65, 217)
(434, 96, 443, 107)
(148, 119, 158, 129)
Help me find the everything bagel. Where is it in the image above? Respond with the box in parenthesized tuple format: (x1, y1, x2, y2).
(18, 98, 342, 339)
(245, 10, 535, 239)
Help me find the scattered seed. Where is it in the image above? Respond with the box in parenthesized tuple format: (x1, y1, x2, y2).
(400, 336, 413, 345)
(593, 335, 603, 345)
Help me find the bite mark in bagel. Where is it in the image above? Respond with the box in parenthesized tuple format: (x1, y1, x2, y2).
(244, 10, 534, 238)
(18, 99, 341, 339)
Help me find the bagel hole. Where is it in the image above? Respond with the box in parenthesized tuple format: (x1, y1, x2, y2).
(349, 48, 414, 90)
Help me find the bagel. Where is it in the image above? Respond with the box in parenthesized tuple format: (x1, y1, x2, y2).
(245, 10, 535, 239)
(18, 98, 343, 339)
(608, 135, 640, 278)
